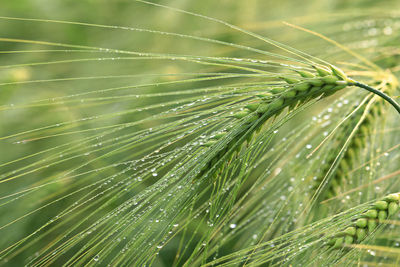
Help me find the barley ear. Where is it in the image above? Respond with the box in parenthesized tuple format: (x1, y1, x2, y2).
(328, 193, 400, 249)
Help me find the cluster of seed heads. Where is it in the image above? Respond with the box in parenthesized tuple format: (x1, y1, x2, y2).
(328, 193, 400, 249)
(314, 75, 397, 199)
(197, 64, 352, 179)
(315, 103, 382, 199)
(234, 64, 352, 120)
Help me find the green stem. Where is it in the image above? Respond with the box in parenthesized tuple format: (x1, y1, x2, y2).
(351, 81, 400, 115)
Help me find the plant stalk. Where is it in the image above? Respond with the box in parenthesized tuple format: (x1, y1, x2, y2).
(352, 81, 400, 115)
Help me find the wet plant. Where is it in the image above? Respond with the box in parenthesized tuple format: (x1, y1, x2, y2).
(0, 1, 400, 266)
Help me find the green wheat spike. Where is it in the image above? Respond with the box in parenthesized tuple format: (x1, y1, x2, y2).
(195, 65, 353, 181)
(328, 193, 400, 249)
(314, 72, 398, 200)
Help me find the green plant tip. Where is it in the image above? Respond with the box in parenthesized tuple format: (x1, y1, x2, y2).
(378, 210, 387, 222)
(374, 200, 388, 210)
(385, 194, 400, 202)
(356, 228, 367, 241)
(368, 219, 377, 232)
(282, 90, 297, 98)
(245, 103, 260, 112)
(269, 98, 285, 111)
(280, 76, 300, 84)
(333, 237, 344, 249)
(388, 202, 399, 216)
(330, 65, 348, 81)
(247, 113, 259, 123)
(257, 103, 269, 113)
(321, 84, 335, 91)
(271, 87, 286, 94)
(321, 75, 339, 84)
(233, 111, 249, 119)
(344, 235, 354, 245)
(308, 78, 324, 86)
(293, 82, 310, 92)
(363, 209, 378, 219)
(355, 218, 367, 228)
(343, 227, 356, 236)
(313, 65, 332, 77)
(296, 70, 315, 78)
